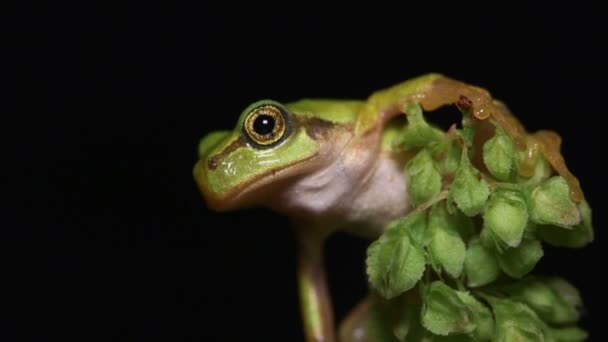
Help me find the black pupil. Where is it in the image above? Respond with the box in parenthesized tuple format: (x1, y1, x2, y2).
(253, 114, 276, 135)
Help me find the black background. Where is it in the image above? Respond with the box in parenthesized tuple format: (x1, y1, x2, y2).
(6, 3, 606, 341)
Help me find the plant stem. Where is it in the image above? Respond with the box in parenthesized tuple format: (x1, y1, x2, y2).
(414, 190, 449, 213)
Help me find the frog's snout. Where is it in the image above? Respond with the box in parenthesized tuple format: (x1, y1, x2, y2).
(193, 131, 231, 210)
(197, 131, 231, 160)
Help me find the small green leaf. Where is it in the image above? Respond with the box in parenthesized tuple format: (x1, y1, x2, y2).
(464, 238, 500, 287)
(457, 110, 475, 147)
(397, 102, 445, 149)
(545, 277, 583, 311)
(483, 190, 528, 247)
(431, 334, 475, 341)
(530, 176, 581, 228)
(548, 326, 588, 342)
(493, 277, 580, 325)
(387, 211, 429, 247)
(430, 139, 462, 176)
(366, 224, 426, 299)
(496, 239, 543, 278)
(483, 126, 515, 181)
(458, 126, 475, 147)
(421, 281, 475, 336)
(537, 224, 591, 248)
(498, 279, 558, 322)
(456, 291, 495, 341)
(449, 150, 490, 216)
(406, 149, 442, 206)
(486, 297, 548, 342)
(537, 200, 594, 248)
(428, 203, 466, 278)
(479, 225, 508, 253)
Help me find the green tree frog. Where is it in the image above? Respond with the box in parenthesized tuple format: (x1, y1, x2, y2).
(193, 74, 589, 341)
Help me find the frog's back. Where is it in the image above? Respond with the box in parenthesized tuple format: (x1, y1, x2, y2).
(285, 99, 364, 125)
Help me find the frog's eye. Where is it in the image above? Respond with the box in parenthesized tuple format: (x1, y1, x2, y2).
(243, 104, 291, 147)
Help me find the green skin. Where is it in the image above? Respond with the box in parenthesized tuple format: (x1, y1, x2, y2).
(194, 74, 493, 341)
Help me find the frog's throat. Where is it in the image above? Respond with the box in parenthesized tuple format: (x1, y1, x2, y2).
(265, 124, 410, 236)
(195, 151, 323, 212)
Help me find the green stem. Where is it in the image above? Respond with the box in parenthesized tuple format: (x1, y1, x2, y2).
(414, 190, 449, 213)
(295, 229, 335, 342)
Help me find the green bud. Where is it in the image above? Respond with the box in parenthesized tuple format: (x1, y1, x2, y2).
(406, 149, 442, 206)
(464, 238, 500, 287)
(483, 190, 528, 247)
(494, 277, 580, 325)
(496, 239, 543, 278)
(505, 279, 557, 321)
(537, 200, 594, 248)
(421, 281, 475, 336)
(428, 203, 466, 278)
(449, 150, 490, 216)
(529, 176, 581, 228)
(486, 297, 548, 342)
(548, 326, 588, 341)
(366, 220, 426, 299)
(545, 277, 583, 311)
(483, 126, 515, 181)
(397, 102, 445, 149)
(456, 291, 495, 341)
(517, 151, 552, 184)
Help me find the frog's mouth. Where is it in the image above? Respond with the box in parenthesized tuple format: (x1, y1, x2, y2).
(193, 152, 321, 212)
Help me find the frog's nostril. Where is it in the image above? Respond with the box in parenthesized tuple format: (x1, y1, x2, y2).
(208, 157, 219, 170)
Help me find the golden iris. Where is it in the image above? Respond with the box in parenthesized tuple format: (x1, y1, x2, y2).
(244, 105, 287, 146)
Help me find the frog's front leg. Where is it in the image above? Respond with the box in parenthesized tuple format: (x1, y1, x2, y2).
(296, 228, 335, 342)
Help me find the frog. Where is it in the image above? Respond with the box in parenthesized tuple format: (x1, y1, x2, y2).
(193, 73, 585, 341)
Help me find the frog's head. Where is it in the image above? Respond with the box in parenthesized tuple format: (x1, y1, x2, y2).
(194, 99, 360, 211)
